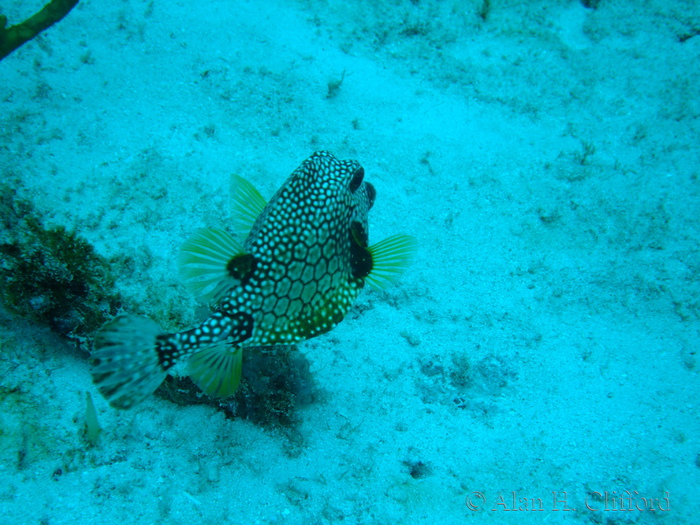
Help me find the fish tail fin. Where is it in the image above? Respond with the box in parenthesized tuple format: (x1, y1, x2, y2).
(91, 315, 179, 409)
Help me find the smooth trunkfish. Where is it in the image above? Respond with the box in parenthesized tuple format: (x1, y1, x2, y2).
(91, 151, 417, 408)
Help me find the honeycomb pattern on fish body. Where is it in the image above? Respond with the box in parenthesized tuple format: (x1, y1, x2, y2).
(218, 152, 371, 346)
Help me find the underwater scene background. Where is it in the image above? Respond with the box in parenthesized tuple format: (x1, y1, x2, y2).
(1, 0, 699, 523)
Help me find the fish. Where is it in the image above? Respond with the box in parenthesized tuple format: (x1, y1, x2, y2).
(91, 151, 417, 409)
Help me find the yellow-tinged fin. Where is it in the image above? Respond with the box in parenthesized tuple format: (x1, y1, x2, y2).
(230, 174, 267, 236)
(188, 343, 243, 398)
(178, 228, 243, 303)
(365, 234, 418, 290)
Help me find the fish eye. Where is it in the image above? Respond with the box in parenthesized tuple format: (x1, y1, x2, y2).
(349, 167, 364, 192)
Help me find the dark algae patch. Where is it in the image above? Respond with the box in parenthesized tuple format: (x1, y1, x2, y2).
(0, 185, 121, 346)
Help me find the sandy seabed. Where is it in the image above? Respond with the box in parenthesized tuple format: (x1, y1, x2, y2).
(1, 0, 699, 524)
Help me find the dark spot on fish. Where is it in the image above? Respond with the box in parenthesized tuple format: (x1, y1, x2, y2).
(229, 311, 254, 341)
(365, 182, 376, 209)
(155, 336, 180, 370)
(227, 253, 257, 283)
(349, 221, 372, 279)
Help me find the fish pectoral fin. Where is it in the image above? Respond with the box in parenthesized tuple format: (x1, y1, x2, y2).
(178, 228, 244, 303)
(365, 234, 419, 290)
(188, 343, 243, 398)
(230, 174, 267, 237)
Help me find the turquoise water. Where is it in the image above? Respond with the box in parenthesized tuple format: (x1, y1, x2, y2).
(1, 0, 699, 523)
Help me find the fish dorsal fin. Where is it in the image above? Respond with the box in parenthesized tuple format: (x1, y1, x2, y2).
(365, 234, 418, 291)
(230, 174, 267, 237)
(188, 343, 243, 398)
(178, 228, 244, 303)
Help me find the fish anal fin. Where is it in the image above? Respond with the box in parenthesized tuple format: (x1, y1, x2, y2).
(188, 343, 243, 398)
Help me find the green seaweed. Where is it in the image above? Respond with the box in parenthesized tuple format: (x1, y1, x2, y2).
(0, 186, 121, 346)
